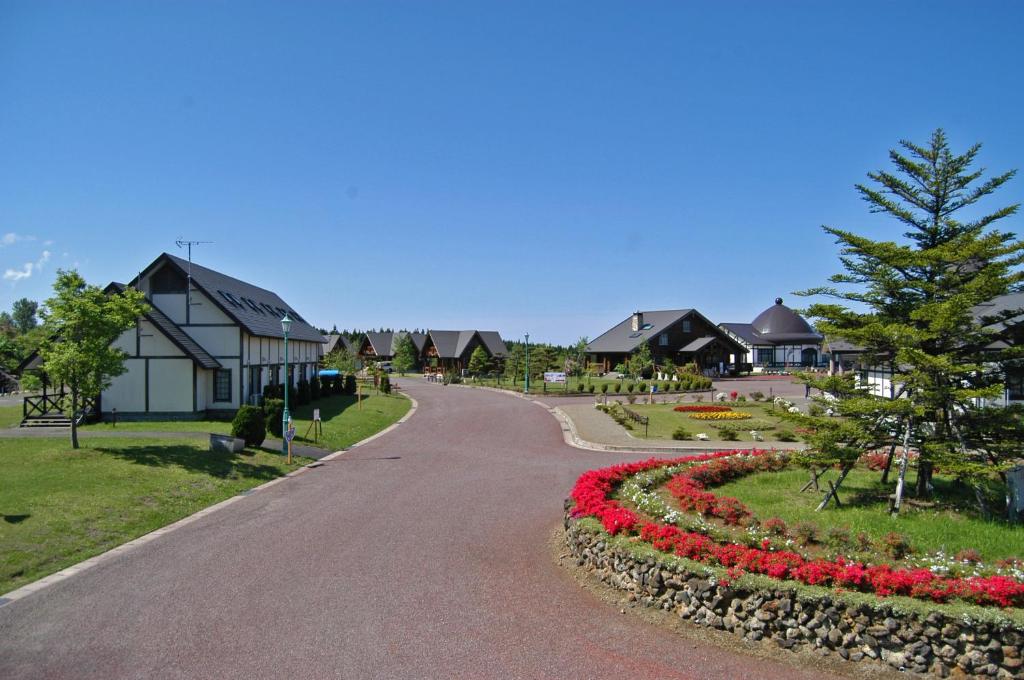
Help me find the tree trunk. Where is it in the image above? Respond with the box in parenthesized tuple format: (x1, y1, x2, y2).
(70, 388, 79, 450)
(914, 460, 934, 497)
(891, 418, 912, 515)
(880, 417, 904, 484)
(816, 464, 854, 511)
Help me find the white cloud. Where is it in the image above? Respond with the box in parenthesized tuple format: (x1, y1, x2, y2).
(1, 233, 37, 247)
(4, 249, 52, 283)
(43, 239, 54, 246)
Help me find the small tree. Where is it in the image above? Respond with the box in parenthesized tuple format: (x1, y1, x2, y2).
(39, 271, 148, 448)
(323, 346, 357, 374)
(467, 345, 491, 377)
(626, 341, 653, 379)
(12, 298, 38, 334)
(392, 333, 417, 376)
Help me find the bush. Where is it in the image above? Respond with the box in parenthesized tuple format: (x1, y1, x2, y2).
(736, 395, 746, 402)
(662, 382, 670, 393)
(825, 526, 852, 551)
(671, 426, 691, 441)
(600, 383, 608, 393)
(297, 379, 311, 406)
(637, 382, 647, 393)
(310, 376, 321, 401)
(588, 384, 595, 393)
(749, 391, 765, 401)
(856, 532, 873, 551)
(762, 517, 788, 536)
(808, 403, 824, 417)
(343, 374, 357, 395)
(956, 549, 982, 564)
(380, 374, 391, 395)
(577, 382, 586, 393)
(230, 405, 266, 447)
(264, 398, 285, 437)
(793, 521, 820, 546)
(626, 383, 634, 393)
(614, 383, 622, 393)
(718, 426, 738, 441)
(776, 429, 797, 442)
(881, 532, 912, 560)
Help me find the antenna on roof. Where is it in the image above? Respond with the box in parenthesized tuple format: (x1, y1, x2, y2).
(176, 239, 213, 319)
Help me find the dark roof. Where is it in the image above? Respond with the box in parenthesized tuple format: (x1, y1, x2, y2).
(974, 291, 1024, 333)
(135, 253, 324, 343)
(719, 322, 758, 346)
(428, 330, 461, 358)
(144, 305, 222, 370)
(477, 331, 508, 357)
(323, 334, 355, 355)
(747, 298, 822, 344)
(679, 336, 717, 353)
(365, 332, 394, 357)
(585, 309, 694, 353)
(824, 337, 865, 353)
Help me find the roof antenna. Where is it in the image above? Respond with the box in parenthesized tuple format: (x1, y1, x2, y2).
(176, 239, 213, 319)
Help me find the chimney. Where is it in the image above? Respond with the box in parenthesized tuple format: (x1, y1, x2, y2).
(631, 311, 643, 332)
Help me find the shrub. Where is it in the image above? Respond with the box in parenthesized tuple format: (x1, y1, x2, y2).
(956, 549, 982, 564)
(749, 391, 765, 401)
(793, 521, 820, 546)
(776, 429, 797, 442)
(600, 383, 608, 393)
(264, 398, 285, 437)
(637, 382, 647, 393)
(855, 531, 873, 552)
(736, 395, 746, 402)
(343, 374, 357, 395)
(310, 376, 321, 401)
(881, 532, 913, 560)
(231, 405, 266, 447)
(626, 383, 635, 393)
(588, 384, 596, 393)
(808, 403, 824, 417)
(577, 382, 586, 393)
(674, 404, 730, 412)
(380, 374, 391, 394)
(614, 383, 622, 393)
(718, 426, 738, 441)
(662, 382, 670, 393)
(825, 526, 853, 551)
(671, 426, 691, 440)
(762, 517, 788, 536)
(297, 379, 311, 405)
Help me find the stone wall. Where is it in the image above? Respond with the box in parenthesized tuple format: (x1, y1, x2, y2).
(564, 509, 1024, 678)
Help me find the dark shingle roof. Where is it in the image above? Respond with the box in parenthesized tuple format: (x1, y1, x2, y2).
(679, 336, 717, 353)
(585, 310, 694, 353)
(719, 323, 758, 346)
(477, 331, 508, 357)
(145, 305, 222, 369)
(428, 330, 461, 358)
(140, 253, 324, 343)
(365, 332, 394, 357)
(324, 334, 355, 354)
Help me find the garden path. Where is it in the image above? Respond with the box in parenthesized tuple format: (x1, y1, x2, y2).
(0, 380, 847, 679)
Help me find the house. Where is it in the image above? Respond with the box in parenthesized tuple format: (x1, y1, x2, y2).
(99, 253, 324, 418)
(720, 298, 824, 371)
(420, 330, 507, 374)
(323, 333, 356, 355)
(586, 309, 747, 376)
(357, 331, 428, 363)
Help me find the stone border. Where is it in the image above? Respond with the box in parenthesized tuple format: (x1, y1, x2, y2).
(0, 393, 418, 608)
(564, 510, 1024, 678)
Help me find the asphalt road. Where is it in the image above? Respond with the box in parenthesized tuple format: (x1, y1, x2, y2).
(0, 380, 841, 679)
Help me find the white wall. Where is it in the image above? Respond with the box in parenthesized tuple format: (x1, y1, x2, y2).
(183, 326, 239, 357)
(103, 359, 146, 412)
(139, 320, 184, 357)
(188, 289, 233, 324)
(152, 293, 187, 324)
(148, 358, 193, 412)
(112, 327, 135, 354)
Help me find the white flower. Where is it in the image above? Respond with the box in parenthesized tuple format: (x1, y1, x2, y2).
(788, 406, 800, 414)
(696, 433, 709, 441)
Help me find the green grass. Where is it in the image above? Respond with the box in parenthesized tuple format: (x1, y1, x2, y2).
(715, 467, 1024, 562)
(81, 419, 233, 433)
(621, 401, 790, 442)
(289, 392, 410, 452)
(468, 375, 713, 397)
(0, 437, 310, 594)
(0, 404, 23, 429)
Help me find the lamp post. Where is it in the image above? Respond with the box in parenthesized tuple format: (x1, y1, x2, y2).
(281, 312, 293, 455)
(524, 332, 530, 394)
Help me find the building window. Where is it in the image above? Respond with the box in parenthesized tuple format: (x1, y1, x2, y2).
(659, 333, 669, 346)
(682, 320, 691, 333)
(756, 347, 775, 365)
(213, 369, 232, 402)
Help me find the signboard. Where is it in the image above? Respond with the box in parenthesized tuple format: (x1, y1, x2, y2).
(313, 408, 321, 422)
(544, 372, 567, 383)
(285, 426, 296, 442)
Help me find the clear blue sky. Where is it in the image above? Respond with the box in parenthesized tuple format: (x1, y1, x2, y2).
(2, 1, 1022, 344)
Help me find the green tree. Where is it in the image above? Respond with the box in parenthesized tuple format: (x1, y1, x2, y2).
(504, 344, 525, 383)
(626, 341, 653, 379)
(467, 345, 491, 377)
(323, 347, 357, 374)
(564, 336, 589, 378)
(38, 270, 148, 448)
(796, 129, 1023, 516)
(392, 333, 418, 376)
(11, 298, 38, 334)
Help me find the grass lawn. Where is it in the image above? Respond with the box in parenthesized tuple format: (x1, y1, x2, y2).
(289, 392, 410, 452)
(81, 419, 233, 433)
(0, 404, 23, 429)
(0, 437, 310, 594)
(715, 467, 1024, 562)
(469, 375, 712, 397)
(621, 401, 795, 442)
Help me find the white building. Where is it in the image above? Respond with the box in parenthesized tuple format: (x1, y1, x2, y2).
(720, 298, 824, 371)
(102, 253, 324, 419)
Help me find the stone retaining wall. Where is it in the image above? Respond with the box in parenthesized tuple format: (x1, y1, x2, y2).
(564, 508, 1023, 678)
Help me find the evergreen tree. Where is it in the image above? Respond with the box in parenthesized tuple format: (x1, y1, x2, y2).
(467, 345, 491, 376)
(11, 298, 38, 334)
(626, 341, 653, 379)
(795, 129, 1023, 516)
(392, 333, 418, 376)
(39, 270, 149, 448)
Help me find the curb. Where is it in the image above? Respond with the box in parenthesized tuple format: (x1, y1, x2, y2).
(0, 392, 419, 608)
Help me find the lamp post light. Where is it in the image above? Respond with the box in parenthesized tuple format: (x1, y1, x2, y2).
(281, 312, 293, 455)
(524, 332, 530, 394)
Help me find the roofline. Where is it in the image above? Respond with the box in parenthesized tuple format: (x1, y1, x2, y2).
(143, 309, 222, 369)
(586, 309, 695, 353)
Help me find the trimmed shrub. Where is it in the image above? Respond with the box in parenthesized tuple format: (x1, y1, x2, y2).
(793, 521, 820, 546)
(343, 374, 357, 395)
(882, 532, 912, 559)
(577, 382, 586, 393)
(588, 384, 596, 393)
(776, 429, 797, 442)
(231, 405, 266, 447)
(600, 383, 609, 394)
(264, 398, 285, 437)
(718, 426, 739, 441)
(380, 374, 392, 395)
(637, 382, 647, 393)
(749, 391, 765, 401)
(626, 383, 635, 393)
(671, 426, 691, 441)
(297, 379, 311, 406)
(310, 376, 321, 401)
(614, 383, 622, 393)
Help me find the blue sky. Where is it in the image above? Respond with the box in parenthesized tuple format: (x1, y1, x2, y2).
(1, 1, 1022, 344)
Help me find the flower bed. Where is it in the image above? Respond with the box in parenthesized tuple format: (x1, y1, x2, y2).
(673, 405, 731, 413)
(568, 452, 1024, 609)
(688, 411, 752, 421)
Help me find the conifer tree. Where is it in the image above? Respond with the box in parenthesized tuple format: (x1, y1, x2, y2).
(794, 129, 1023, 516)
(392, 333, 418, 376)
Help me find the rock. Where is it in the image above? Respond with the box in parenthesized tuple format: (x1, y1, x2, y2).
(827, 628, 842, 646)
(754, 609, 774, 622)
(886, 651, 906, 669)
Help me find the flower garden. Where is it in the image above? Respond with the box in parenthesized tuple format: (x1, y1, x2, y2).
(604, 398, 797, 442)
(569, 450, 1024, 609)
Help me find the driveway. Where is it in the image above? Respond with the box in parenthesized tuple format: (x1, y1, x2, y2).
(0, 380, 842, 679)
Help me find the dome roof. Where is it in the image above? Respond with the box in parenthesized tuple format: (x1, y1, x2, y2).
(750, 298, 822, 343)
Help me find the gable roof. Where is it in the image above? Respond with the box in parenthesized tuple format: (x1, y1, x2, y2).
(323, 334, 355, 355)
(365, 332, 394, 356)
(135, 253, 324, 343)
(719, 322, 758, 346)
(585, 309, 694, 353)
(427, 330, 461, 358)
(477, 331, 508, 357)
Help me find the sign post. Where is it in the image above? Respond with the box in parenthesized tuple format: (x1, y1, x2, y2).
(304, 408, 322, 443)
(284, 418, 296, 465)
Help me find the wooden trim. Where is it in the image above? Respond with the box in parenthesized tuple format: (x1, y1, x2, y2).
(144, 358, 150, 413)
(192, 363, 197, 412)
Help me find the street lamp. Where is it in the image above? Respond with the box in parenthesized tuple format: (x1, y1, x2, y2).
(281, 312, 293, 455)
(524, 332, 530, 394)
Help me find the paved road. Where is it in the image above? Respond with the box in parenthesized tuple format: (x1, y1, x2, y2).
(0, 381, 840, 679)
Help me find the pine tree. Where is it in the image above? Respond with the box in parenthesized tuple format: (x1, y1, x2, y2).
(794, 129, 1023, 516)
(392, 333, 418, 376)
